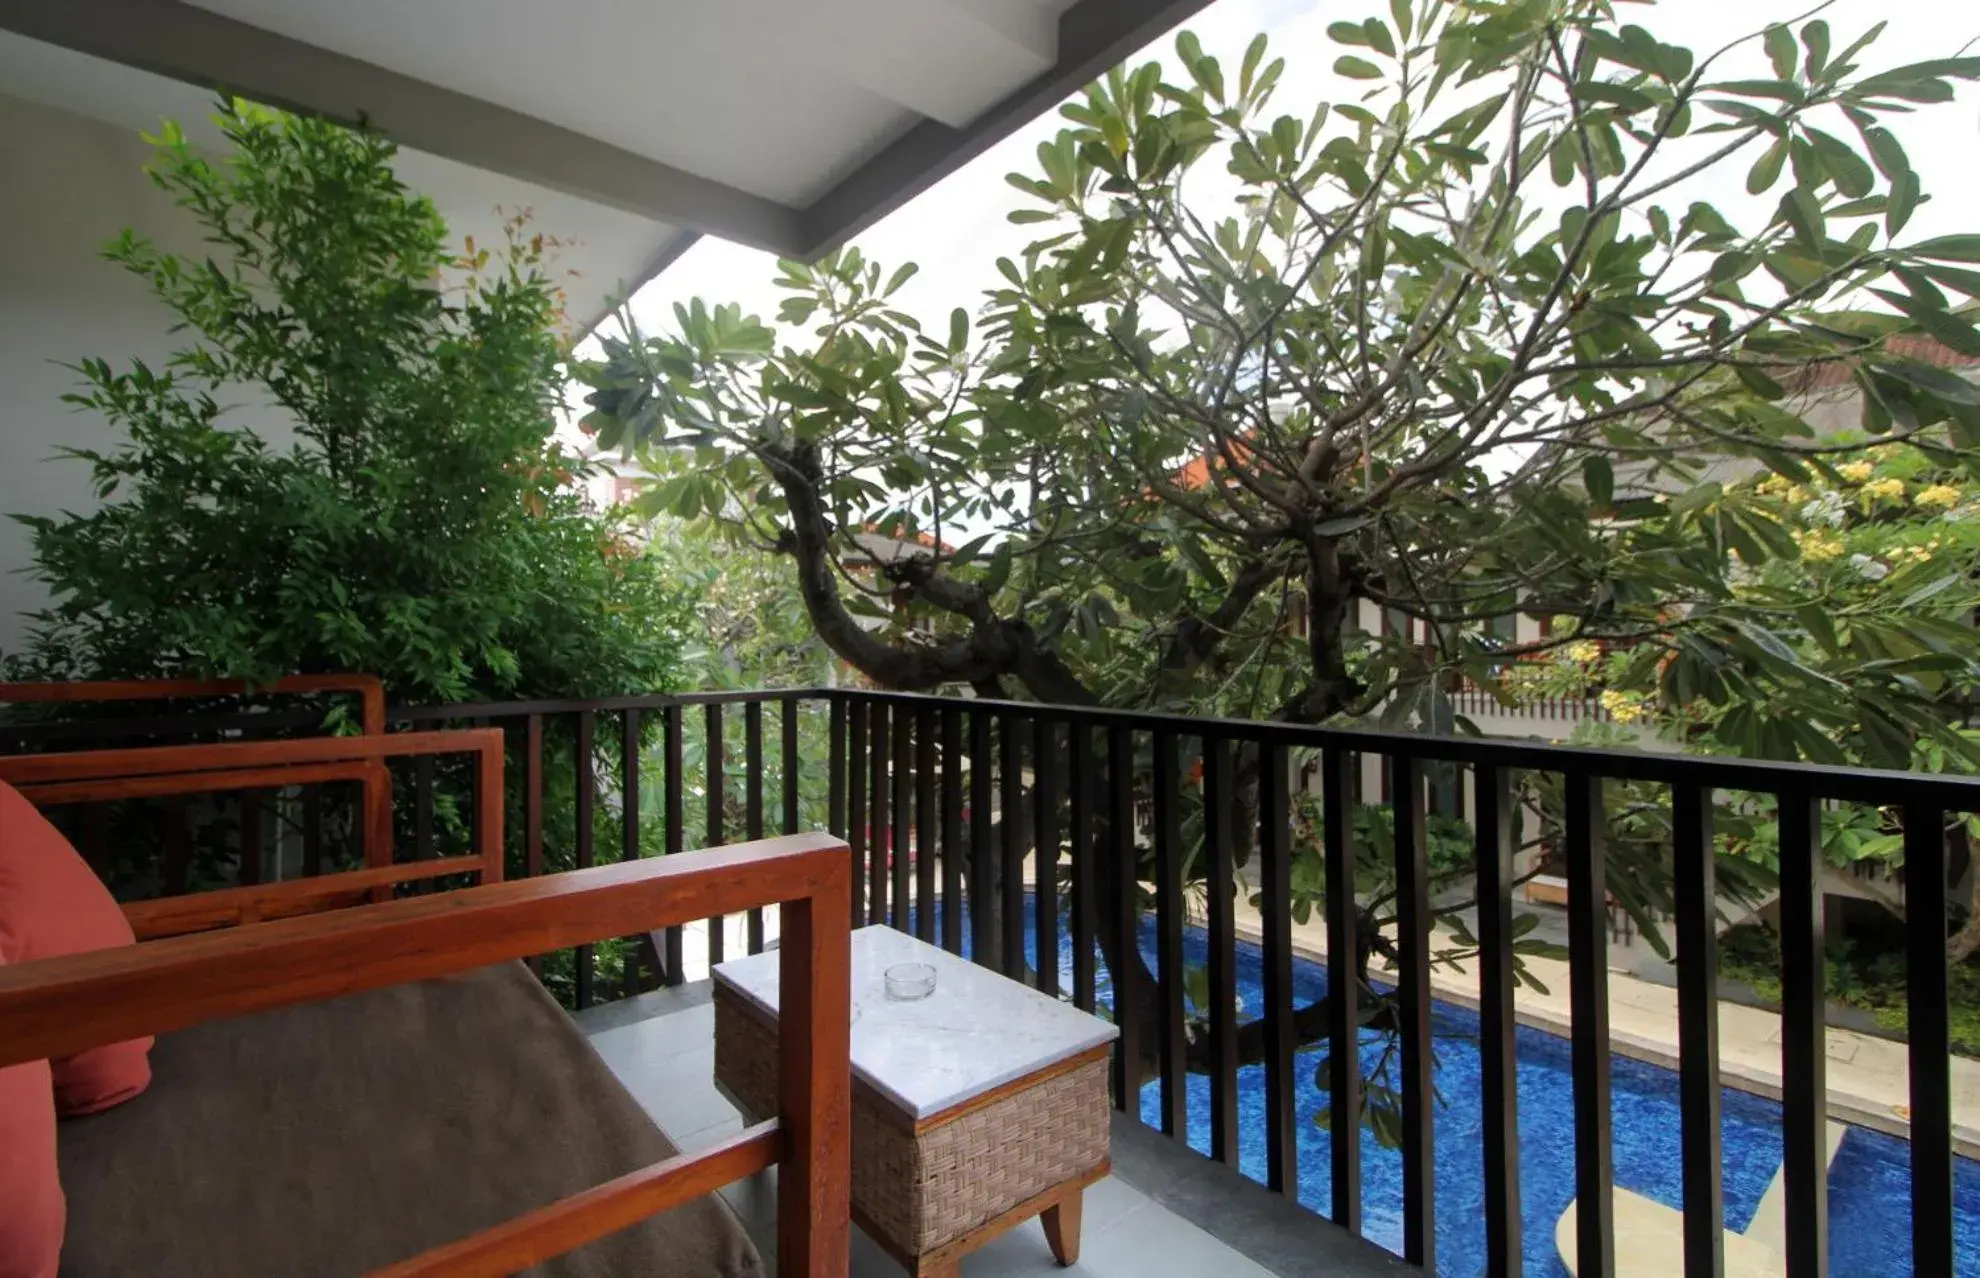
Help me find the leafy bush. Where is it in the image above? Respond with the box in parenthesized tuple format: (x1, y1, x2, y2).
(1720, 923, 1980, 1057)
(5, 101, 690, 705)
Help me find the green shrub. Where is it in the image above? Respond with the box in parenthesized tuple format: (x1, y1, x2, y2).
(5, 101, 690, 705)
(1720, 923, 1980, 1057)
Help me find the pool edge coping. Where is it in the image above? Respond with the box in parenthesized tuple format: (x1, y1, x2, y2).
(1218, 912, 1980, 1162)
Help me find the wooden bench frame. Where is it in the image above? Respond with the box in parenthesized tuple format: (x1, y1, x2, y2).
(0, 730, 507, 939)
(0, 757, 855, 1275)
(0, 675, 395, 871)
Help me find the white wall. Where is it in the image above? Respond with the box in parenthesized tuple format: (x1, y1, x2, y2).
(0, 90, 300, 658)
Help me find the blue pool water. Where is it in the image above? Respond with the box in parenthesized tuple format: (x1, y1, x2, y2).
(918, 902, 1980, 1275)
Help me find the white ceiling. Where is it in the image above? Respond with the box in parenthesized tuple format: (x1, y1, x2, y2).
(0, 31, 682, 330)
(179, 0, 1073, 206)
(0, 0, 1210, 330)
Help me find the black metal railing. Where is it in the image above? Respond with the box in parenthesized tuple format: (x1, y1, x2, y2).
(5, 682, 1972, 1278)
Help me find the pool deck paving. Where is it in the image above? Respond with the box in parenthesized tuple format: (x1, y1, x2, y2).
(1226, 895, 1980, 1160)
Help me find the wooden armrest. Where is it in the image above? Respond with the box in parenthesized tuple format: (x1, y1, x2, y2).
(0, 833, 855, 1278)
(0, 830, 843, 1065)
(0, 674, 386, 735)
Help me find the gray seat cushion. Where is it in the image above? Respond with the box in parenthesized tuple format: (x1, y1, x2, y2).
(57, 961, 763, 1277)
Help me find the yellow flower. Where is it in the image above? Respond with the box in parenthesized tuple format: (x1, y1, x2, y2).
(1797, 530, 1845, 562)
(1784, 485, 1810, 505)
(1837, 461, 1874, 484)
(1757, 474, 1791, 495)
(1600, 690, 1647, 724)
(1862, 478, 1906, 503)
(1917, 484, 1961, 510)
(1566, 640, 1603, 664)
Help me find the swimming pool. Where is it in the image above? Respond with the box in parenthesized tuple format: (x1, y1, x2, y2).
(929, 903, 1980, 1275)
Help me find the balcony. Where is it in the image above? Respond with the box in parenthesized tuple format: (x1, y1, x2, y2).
(1, 683, 1974, 1277)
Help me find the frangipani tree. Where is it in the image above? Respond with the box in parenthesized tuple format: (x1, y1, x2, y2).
(578, 0, 1980, 1095)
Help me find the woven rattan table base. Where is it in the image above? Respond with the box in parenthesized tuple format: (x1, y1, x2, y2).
(713, 985, 1110, 1267)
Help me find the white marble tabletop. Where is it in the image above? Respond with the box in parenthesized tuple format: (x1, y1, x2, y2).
(711, 925, 1118, 1120)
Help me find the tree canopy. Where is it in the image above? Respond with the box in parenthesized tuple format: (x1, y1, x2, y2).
(582, 0, 1980, 767)
(578, 0, 1980, 1094)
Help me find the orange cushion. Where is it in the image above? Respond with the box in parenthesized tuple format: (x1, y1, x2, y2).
(0, 780, 152, 1114)
(0, 952, 64, 1278)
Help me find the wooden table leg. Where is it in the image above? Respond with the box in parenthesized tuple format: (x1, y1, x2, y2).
(1042, 1189, 1083, 1267)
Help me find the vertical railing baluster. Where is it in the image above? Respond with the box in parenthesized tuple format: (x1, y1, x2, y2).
(1393, 753, 1434, 1269)
(1322, 746, 1361, 1232)
(621, 708, 642, 865)
(414, 754, 435, 865)
(705, 703, 725, 967)
(302, 785, 324, 878)
(1108, 726, 1140, 1111)
(1152, 729, 1185, 1137)
(522, 713, 546, 970)
(868, 703, 889, 927)
(1565, 772, 1615, 1278)
(1673, 782, 1724, 1278)
(1778, 789, 1827, 1278)
(848, 700, 868, 929)
(781, 697, 801, 837)
(828, 696, 848, 841)
(916, 705, 939, 943)
(892, 705, 912, 933)
(1000, 714, 1027, 979)
(940, 707, 964, 953)
(78, 807, 108, 880)
(161, 796, 189, 896)
(1034, 718, 1062, 998)
(1203, 735, 1239, 1168)
(622, 706, 645, 994)
(238, 791, 262, 886)
(526, 714, 545, 885)
(1260, 740, 1297, 1196)
(745, 700, 766, 954)
(575, 709, 596, 1009)
(969, 710, 994, 961)
(1475, 762, 1520, 1275)
(1070, 723, 1098, 1011)
(661, 705, 684, 985)
(1906, 804, 1953, 1278)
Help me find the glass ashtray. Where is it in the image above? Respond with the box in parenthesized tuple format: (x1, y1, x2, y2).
(883, 961, 937, 1002)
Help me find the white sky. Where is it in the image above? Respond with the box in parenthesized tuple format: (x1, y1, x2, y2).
(602, 0, 1980, 354)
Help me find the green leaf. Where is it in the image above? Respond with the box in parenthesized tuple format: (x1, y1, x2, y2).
(883, 262, 919, 297)
(1803, 127, 1873, 198)
(1734, 363, 1786, 400)
(1801, 20, 1831, 80)
(1239, 33, 1268, 97)
(1781, 189, 1824, 251)
(1913, 236, 1980, 263)
(1887, 170, 1920, 238)
(1748, 139, 1787, 195)
(1362, 18, 1395, 58)
(1582, 456, 1614, 508)
(1335, 55, 1383, 80)
(1327, 21, 1368, 47)
(1878, 359, 1980, 406)
(1764, 25, 1798, 80)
